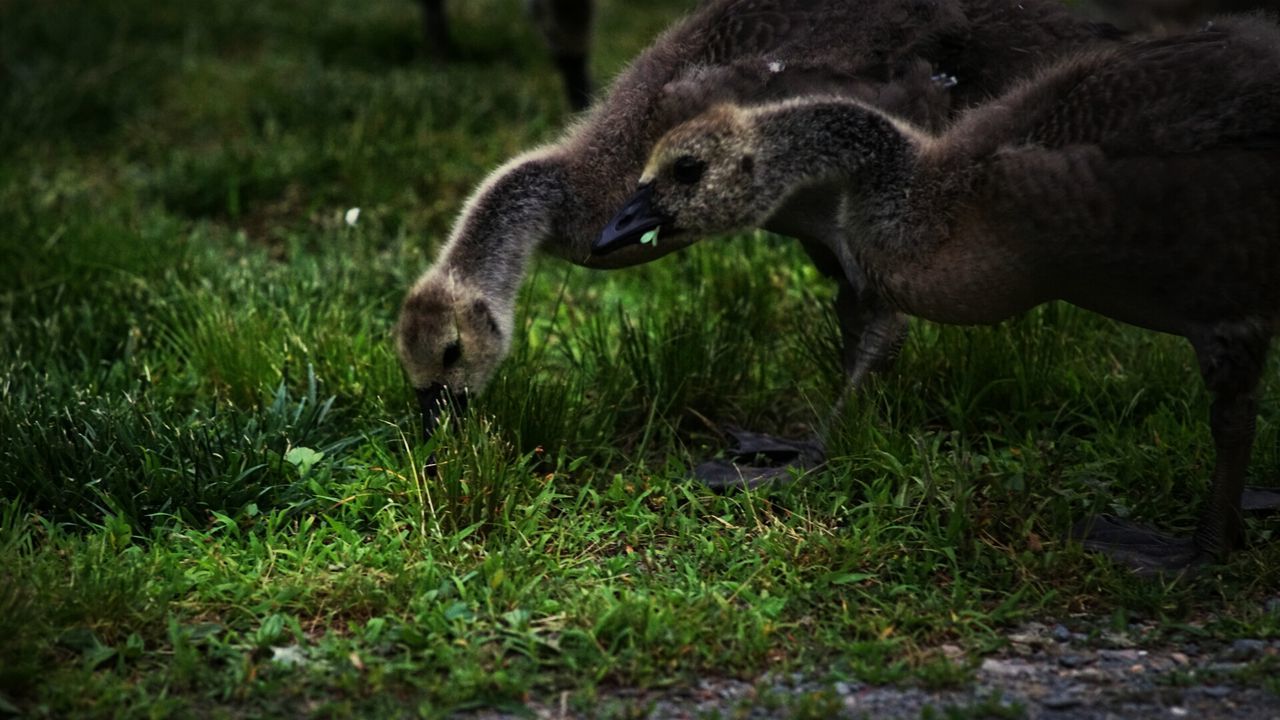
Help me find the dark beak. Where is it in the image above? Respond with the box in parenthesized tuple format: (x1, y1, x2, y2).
(417, 382, 469, 443)
(593, 183, 670, 256)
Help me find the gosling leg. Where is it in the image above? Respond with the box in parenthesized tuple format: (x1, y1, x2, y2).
(1075, 323, 1269, 573)
(531, 0, 594, 110)
(419, 0, 454, 60)
(1189, 324, 1269, 557)
(827, 279, 907, 424)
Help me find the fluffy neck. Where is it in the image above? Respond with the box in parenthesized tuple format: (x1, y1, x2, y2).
(747, 98, 978, 318)
(437, 151, 568, 311)
(750, 98, 921, 235)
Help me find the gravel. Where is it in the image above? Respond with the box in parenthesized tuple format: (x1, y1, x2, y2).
(464, 622, 1279, 719)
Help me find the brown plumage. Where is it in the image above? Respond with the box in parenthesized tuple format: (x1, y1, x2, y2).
(1085, 0, 1280, 32)
(596, 16, 1280, 570)
(395, 0, 1125, 438)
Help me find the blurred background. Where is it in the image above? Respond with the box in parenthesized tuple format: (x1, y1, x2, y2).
(0, 0, 683, 262)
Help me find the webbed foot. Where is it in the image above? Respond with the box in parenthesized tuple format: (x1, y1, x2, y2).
(693, 428, 825, 491)
(1241, 485, 1280, 513)
(1071, 515, 1205, 575)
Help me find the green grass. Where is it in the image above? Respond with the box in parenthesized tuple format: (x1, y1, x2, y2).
(2, 0, 1278, 716)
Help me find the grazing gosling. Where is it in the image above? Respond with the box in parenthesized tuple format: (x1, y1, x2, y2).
(396, 0, 1124, 439)
(594, 19, 1280, 571)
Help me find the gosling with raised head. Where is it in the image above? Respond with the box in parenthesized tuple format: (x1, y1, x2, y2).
(594, 18, 1280, 571)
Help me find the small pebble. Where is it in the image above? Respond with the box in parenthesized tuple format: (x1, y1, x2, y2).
(1170, 707, 1189, 717)
(1218, 639, 1267, 662)
(1074, 668, 1108, 682)
(981, 658, 1031, 677)
(1009, 622, 1048, 643)
(1099, 649, 1141, 662)
(1053, 624, 1072, 643)
(1202, 686, 1231, 699)
(834, 682, 854, 696)
(1102, 631, 1136, 648)
(718, 683, 746, 700)
(1058, 655, 1087, 669)
(1041, 692, 1082, 710)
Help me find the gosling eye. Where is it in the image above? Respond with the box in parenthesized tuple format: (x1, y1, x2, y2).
(442, 340, 462, 369)
(672, 155, 706, 185)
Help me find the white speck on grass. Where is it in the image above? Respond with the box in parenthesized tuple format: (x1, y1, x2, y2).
(344, 207, 361, 226)
(767, 60, 786, 73)
(271, 645, 308, 667)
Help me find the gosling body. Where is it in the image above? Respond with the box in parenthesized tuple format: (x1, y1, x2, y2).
(596, 18, 1280, 570)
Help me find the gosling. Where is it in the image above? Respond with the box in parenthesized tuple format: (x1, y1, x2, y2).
(594, 18, 1280, 572)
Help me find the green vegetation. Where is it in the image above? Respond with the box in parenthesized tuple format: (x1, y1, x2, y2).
(1, 0, 1277, 716)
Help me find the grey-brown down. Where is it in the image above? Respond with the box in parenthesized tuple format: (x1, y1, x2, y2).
(627, 16, 1280, 565)
(1085, 0, 1280, 32)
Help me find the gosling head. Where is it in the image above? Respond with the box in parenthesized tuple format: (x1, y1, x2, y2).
(593, 105, 767, 255)
(395, 271, 512, 440)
